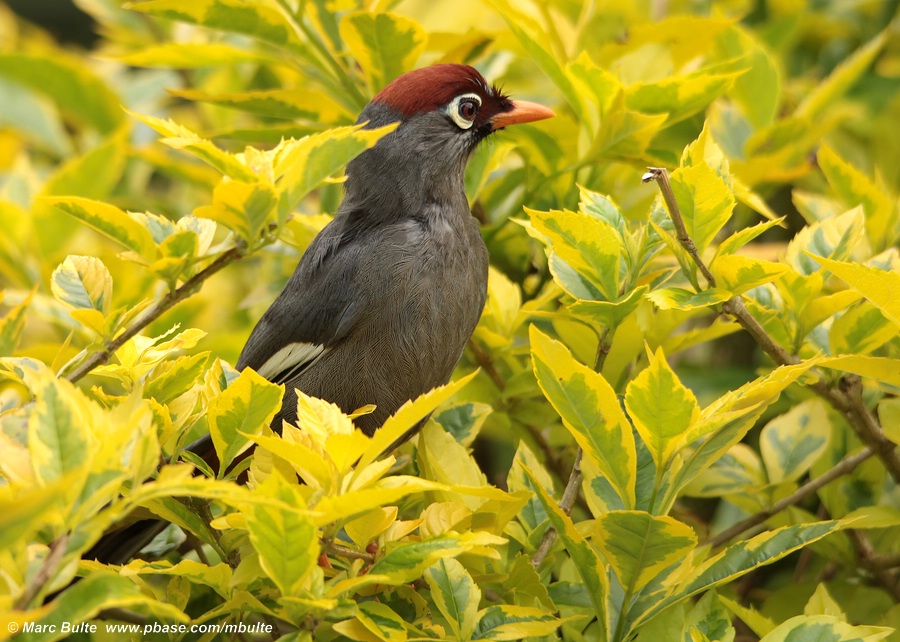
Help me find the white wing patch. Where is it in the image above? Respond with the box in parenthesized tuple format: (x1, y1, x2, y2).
(256, 342, 328, 384)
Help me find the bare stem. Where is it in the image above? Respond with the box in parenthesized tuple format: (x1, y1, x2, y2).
(644, 167, 900, 484)
(847, 529, 900, 600)
(643, 168, 717, 287)
(468, 339, 507, 392)
(709, 447, 875, 547)
(532, 449, 583, 568)
(468, 339, 583, 501)
(63, 246, 244, 385)
(323, 541, 375, 564)
(15, 534, 69, 609)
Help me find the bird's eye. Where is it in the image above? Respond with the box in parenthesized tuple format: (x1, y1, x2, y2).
(448, 93, 482, 129)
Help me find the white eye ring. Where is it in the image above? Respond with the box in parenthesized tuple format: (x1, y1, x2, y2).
(448, 93, 482, 129)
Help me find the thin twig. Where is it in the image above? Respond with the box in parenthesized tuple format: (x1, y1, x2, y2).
(532, 449, 583, 567)
(323, 541, 376, 564)
(644, 168, 900, 484)
(643, 168, 716, 287)
(98, 608, 150, 625)
(847, 529, 900, 601)
(63, 246, 244, 384)
(709, 447, 875, 547)
(15, 534, 69, 609)
(468, 339, 507, 392)
(468, 338, 583, 502)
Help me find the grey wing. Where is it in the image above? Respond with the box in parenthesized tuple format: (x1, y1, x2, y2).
(236, 217, 365, 386)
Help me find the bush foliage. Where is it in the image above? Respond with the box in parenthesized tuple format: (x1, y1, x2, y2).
(1, 1, 899, 641)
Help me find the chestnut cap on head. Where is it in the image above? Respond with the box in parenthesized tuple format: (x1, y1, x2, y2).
(370, 63, 555, 133)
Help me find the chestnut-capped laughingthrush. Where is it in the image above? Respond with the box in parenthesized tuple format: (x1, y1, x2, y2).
(88, 64, 554, 564)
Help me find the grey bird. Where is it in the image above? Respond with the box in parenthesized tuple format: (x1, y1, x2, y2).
(87, 64, 554, 563)
(235, 63, 554, 438)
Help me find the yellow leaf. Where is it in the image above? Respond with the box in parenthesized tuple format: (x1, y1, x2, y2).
(356, 370, 478, 471)
(812, 255, 900, 329)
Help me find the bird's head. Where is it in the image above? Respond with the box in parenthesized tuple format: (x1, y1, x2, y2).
(345, 64, 554, 210)
(365, 64, 554, 147)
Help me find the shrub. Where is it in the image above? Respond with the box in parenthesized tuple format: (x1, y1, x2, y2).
(1, 1, 898, 641)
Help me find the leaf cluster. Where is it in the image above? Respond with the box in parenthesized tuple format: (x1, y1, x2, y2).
(1, 1, 899, 641)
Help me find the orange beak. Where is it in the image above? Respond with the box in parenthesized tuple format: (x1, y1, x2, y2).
(491, 100, 555, 130)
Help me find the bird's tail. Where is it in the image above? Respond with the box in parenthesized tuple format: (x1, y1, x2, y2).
(84, 434, 222, 565)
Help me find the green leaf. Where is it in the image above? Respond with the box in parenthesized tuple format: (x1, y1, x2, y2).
(417, 422, 487, 510)
(0, 75, 71, 157)
(51, 256, 112, 314)
(760, 400, 830, 484)
(128, 110, 259, 181)
(530, 326, 637, 508)
(626, 71, 741, 124)
(114, 42, 272, 68)
(668, 162, 736, 254)
(569, 285, 649, 329)
(830, 303, 895, 356)
(0, 482, 65, 551)
(434, 402, 492, 448)
(588, 91, 669, 161)
(758, 614, 891, 642)
(795, 28, 888, 121)
(145, 352, 210, 405)
(208, 367, 283, 476)
(712, 255, 789, 295)
(21, 572, 187, 639)
(472, 605, 565, 641)
(682, 444, 764, 498)
(719, 594, 776, 637)
(339, 12, 427, 90)
(784, 207, 865, 276)
(368, 531, 505, 584)
(130, 0, 311, 57)
(804, 584, 845, 619)
(686, 591, 736, 642)
(0, 289, 32, 357)
(29, 377, 91, 486)
(819, 355, 900, 387)
(793, 190, 844, 224)
(879, 399, 900, 446)
(528, 207, 621, 301)
(123, 558, 233, 597)
(357, 370, 478, 470)
(276, 123, 398, 213)
(170, 87, 348, 122)
(717, 26, 780, 128)
(818, 145, 897, 251)
(487, 0, 585, 123)
(0, 52, 123, 134)
(811, 255, 900, 329)
(525, 465, 610, 639)
(194, 180, 277, 243)
(593, 511, 697, 593)
(140, 496, 221, 552)
(244, 472, 319, 596)
(625, 346, 700, 469)
(251, 432, 335, 490)
(630, 521, 842, 632)
(667, 361, 819, 502)
(507, 443, 553, 532)
(39, 125, 130, 205)
(41, 197, 157, 261)
(355, 602, 409, 642)
(424, 558, 481, 641)
(646, 287, 732, 311)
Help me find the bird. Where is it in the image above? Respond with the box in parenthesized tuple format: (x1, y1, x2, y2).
(86, 63, 554, 564)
